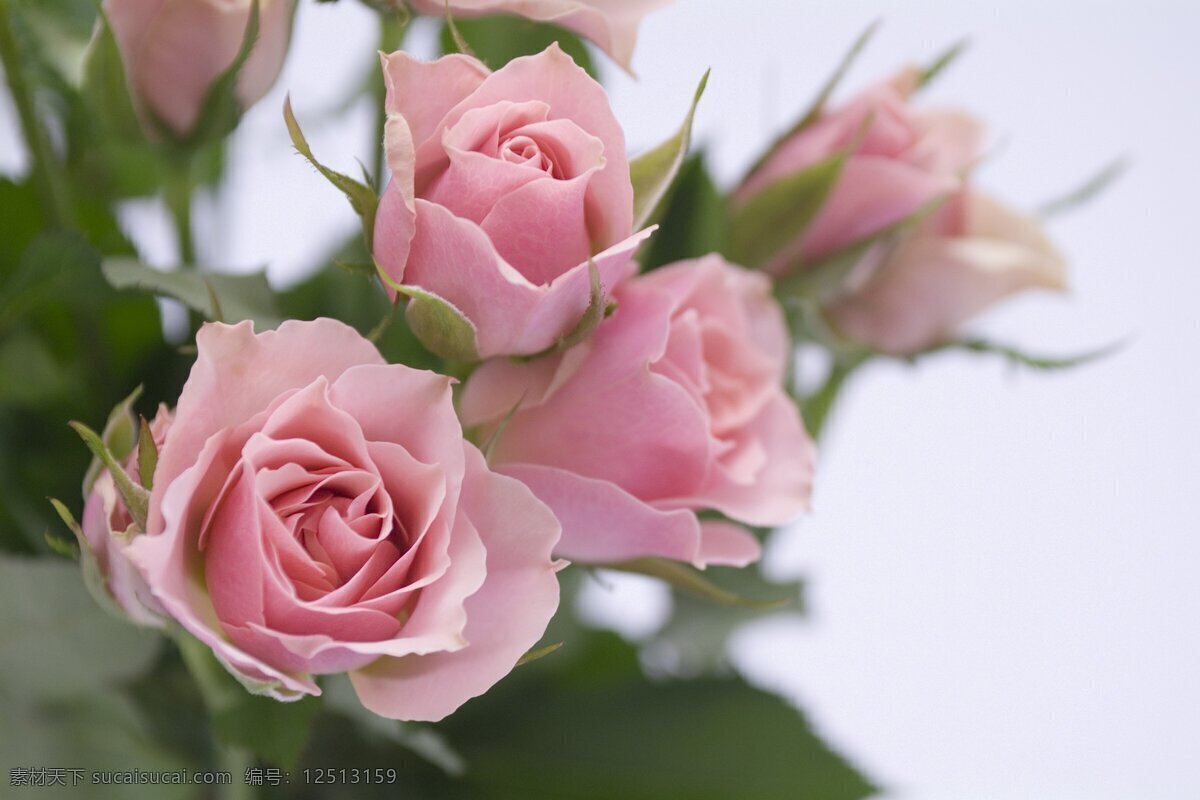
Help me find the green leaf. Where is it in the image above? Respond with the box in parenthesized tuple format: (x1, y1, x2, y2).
(728, 154, 845, 268)
(515, 640, 563, 667)
(438, 15, 598, 80)
(0, 556, 161, 699)
(284, 95, 379, 248)
(630, 70, 709, 230)
(435, 630, 878, 800)
(69, 420, 149, 531)
(1036, 156, 1129, 220)
(101, 257, 282, 329)
(640, 152, 729, 270)
(81, 8, 144, 142)
(744, 20, 880, 179)
(82, 383, 142, 495)
(606, 557, 793, 610)
(926, 337, 1124, 371)
(916, 37, 969, 91)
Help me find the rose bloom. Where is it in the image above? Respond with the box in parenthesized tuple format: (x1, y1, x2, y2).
(734, 69, 985, 273)
(405, 0, 671, 70)
(825, 190, 1068, 355)
(373, 44, 651, 359)
(104, 0, 296, 136)
(126, 319, 561, 721)
(80, 405, 172, 628)
(461, 255, 815, 567)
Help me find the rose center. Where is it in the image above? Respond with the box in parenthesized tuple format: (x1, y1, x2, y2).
(500, 135, 557, 177)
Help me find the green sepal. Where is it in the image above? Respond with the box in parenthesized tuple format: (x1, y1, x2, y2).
(102, 257, 282, 329)
(284, 95, 379, 249)
(69, 420, 149, 533)
(1037, 157, 1129, 220)
(81, 7, 145, 143)
(743, 20, 880, 180)
(605, 557, 793, 609)
(919, 337, 1125, 371)
(728, 153, 845, 269)
(136, 416, 157, 491)
(82, 384, 143, 495)
(515, 641, 563, 667)
(916, 37, 969, 91)
(375, 262, 481, 362)
(630, 70, 709, 230)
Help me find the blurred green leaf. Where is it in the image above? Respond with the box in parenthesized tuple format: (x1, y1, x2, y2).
(916, 37, 969, 90)
(640, 152, 728, 270)
(923, 337, 1124, 371)
(728, 154, 844, 269)
(630, 71, 708, 230)
(0, 556, 161, 700)
(607, 557, 792, 610)
(436, 630, 878, 800)
(102, 257, 282, 329)
(1036, 157, 1129, 220)
(438, 15, 598, 79)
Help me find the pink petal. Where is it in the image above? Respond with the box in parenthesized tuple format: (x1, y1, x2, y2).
(697, 520, 762, 568)
(500, 463, 705, 565)
(349, 445, 560, 720)
(381, 50, 489, 149)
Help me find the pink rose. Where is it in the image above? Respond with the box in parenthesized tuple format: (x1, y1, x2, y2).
(127, 319, 561, 721)
(104, 0, 296, 136)
(735, 69, 985, 272)
(80, 405, 172, 628)
(825, 190, 1068, 355)
(406, 0, 671, 70)
(373, 44, 651, 359)
(461, 254, 815, 567)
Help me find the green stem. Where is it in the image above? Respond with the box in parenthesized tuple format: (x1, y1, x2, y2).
(0, 0, 69, 229)
(176, 636, 256, 800)
(165, 159, 197, 267)
(801, 355, 866, 442)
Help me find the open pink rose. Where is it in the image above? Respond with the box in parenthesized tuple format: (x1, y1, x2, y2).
(80, 405, 172, 628)
(461, 254, 815, 567)
(104, 0, 296, 136)
(127, 319, 561, 721)
(825, 190, 1068, 355)
(373, 44, 651, 359)
(406, 0, 671, 70)
(735, 69, 985, 273)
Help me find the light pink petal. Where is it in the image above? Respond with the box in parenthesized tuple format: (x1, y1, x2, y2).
(500, 463, 706, 566)
(149, 320, 383, 535)
(491, 285, 711, 501)
(480, 171, 594, 284)
(349, 445, 560, 721)
(827, 192, 1067, 355)
(458, 352, 564, 427)
(911, 109, 987, 176)
(436, 45, 632, 249)
(683, 392, 816, 527)
(381, 50, 489, 149)
(374, 115, 418, 281)
(695, 520, 762, 568)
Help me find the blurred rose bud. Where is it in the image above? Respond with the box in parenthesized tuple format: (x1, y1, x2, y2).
(825, 191, 1068, 355)
(462, 254, 815, 568)
(407, 0, 671, 70)
(373, 44, 651, 359)
(104, 0, 296, 137)
(735, 69, 986, 273)
(80, 405, 172, 627)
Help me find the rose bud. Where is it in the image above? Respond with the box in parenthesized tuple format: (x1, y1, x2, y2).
(824, 190, 1068, 355)
(104, 0, 296, 137)
(734, 69, 985, 274)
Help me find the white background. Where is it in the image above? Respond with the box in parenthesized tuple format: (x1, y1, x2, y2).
(4, 1, 1199, 797)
